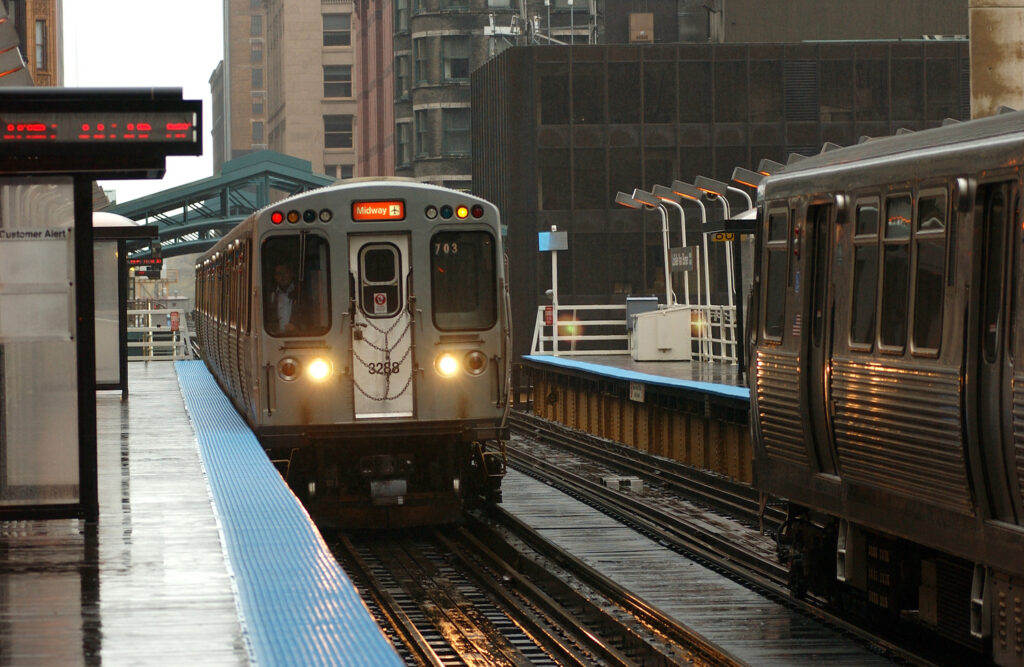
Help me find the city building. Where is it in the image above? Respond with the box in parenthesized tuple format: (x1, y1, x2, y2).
(0, 0, 62, 86)
(213, 0, 357, 180)
(356, 0, 604, 185)
(472, 41, 972, 356)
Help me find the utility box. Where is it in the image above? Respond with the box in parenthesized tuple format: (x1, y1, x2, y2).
(625, 296, 659, 331)
(631, 305, 692, 361)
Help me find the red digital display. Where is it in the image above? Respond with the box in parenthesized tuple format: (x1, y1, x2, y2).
(352, 200, 406, 221)
(1, 111, 198, 144)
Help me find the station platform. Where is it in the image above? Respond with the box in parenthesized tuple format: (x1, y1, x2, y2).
(521, 354, 752, 483)
(0, 361, 401, 666)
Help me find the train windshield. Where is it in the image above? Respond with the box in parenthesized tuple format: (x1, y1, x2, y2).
(261, 233, 331, 337)
(430, 231, 496, 330)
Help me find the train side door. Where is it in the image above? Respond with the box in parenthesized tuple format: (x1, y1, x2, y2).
(804, 203, 839, 475)
(349, 235, 414, 419)
(973, 181, 1022, 524)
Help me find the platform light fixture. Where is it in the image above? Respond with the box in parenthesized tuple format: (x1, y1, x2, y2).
(615, 191, 643, 209)
(731, 167, 765, 189)
(757, 158, 785, 176)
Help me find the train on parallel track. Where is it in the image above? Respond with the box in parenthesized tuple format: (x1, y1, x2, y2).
(748, 110, 1024, 664)
(195, 180, 511, 528)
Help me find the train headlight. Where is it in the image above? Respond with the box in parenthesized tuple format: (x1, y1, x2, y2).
(307, 357, 332, 382)
(278, 357, 300, 381)
(465, 351, 488, 376)
(435, 353, 459, 377)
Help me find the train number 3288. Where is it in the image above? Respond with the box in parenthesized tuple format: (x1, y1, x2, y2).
(368, 362, 401, 375)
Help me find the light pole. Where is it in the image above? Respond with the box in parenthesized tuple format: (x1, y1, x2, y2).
(651, 184, 691, 305)
(671, 180, 713, 313)
(631, 188, 675, 307)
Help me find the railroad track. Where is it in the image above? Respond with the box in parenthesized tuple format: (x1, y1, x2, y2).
(331, 524, 742, 666)
(506, 412, 942, 666)
(509, 410, 786, 531)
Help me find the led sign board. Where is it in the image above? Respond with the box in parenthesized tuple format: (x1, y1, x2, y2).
(0, 88, 202, 178)
(2, 112, 197, 144)
(352, 200, 405, 221)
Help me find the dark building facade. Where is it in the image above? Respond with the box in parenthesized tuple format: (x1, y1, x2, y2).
(472, 41, 971, 356)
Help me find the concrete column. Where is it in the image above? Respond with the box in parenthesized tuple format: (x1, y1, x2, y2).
(970, 1, 1024, 118)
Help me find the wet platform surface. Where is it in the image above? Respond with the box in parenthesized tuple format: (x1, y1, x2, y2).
(0, 363, 246, 665)
(0, 362, 402, 666)
(523, 353, 749, 400)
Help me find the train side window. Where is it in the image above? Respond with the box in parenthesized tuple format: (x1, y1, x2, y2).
(850, 200, 879, 348)
(431, 230, 497, 331)
(980, 183, 1012, 363)
(880, 195, 912, 350)
(762, 209, 789, 340)
(262, 234, 331, 337)
(912, 192, 947, 353)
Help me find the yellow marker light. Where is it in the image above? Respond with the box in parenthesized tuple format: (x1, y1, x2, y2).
(455, 205, 469, 219)
(307, 357, 332, 381)
(436, 353, 459, 377)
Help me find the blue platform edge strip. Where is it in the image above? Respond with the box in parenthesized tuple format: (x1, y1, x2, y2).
(523, 354, 751, 401)
(174, 361, 403, 667)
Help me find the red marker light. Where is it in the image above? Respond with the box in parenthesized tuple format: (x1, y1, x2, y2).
(81, 123, 90, 131)
(270, 211, 284, 224)
(471, 204, 484, 218)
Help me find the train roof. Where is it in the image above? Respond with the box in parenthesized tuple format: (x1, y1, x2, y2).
(761, 109, 1024, 198)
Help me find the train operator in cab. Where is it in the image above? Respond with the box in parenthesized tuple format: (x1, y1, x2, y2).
(267, 261, 302, 335)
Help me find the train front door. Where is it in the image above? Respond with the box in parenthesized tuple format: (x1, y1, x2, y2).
(973, 181, 1022, 524)
(349, 235, 414, 419)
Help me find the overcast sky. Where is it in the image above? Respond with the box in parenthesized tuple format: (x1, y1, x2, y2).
(62, 0, 223, 205)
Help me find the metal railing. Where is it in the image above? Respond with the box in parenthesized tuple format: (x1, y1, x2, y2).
(127, 306, 194, 361)
(530, 302, 737, 363)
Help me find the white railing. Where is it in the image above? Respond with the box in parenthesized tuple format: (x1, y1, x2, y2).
(530, 304, 629, 355)
(127, 307, 194, 361)
(530, 301, 737, 362)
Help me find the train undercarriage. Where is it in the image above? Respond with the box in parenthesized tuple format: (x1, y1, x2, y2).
(267, 432, 506, 529)
(776, 504, 1023, 664)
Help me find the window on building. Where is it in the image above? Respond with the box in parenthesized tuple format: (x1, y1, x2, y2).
(323, 65, 352, 98)
(250, 15, 262, 37)
(323, 14, 351, 46)
(252, 68, 263, 89)
(324, 115, 353, 148)
(414, 38, 429, 84)
(396, 122, 412, 166)
(34, 20, 46, 71)
(395, 55, 410, 98)
(487, 0, 512, 6)
(250, 0, 263, 9)
(880, 194, 912, 349)
(850, 200, 879, 347)
(441, 0, 469, 9)
(252, 95, 264, 115)
(251, 46, 262, 63)
(442, 108, 470, 154)
(415, 109, 429, 157)
(442, 37, 470, 81)
(412, 0, 424, 14)
(395, 0, 409, 32)
(252, 121, 264, 143)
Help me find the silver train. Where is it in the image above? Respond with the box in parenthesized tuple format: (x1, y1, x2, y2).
(195, 180, 511, 528)
(748, 110, 1024, 663)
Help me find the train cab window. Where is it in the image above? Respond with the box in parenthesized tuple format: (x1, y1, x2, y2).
(261, 234, 331, 337)
(431, 231, 496, 331)
(850, 201, 880, 347)
(762, 209, 789, 340)
(880, 195, 912, 349)
(912, 193, 947, 352)
(358, 245, 402, 319)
